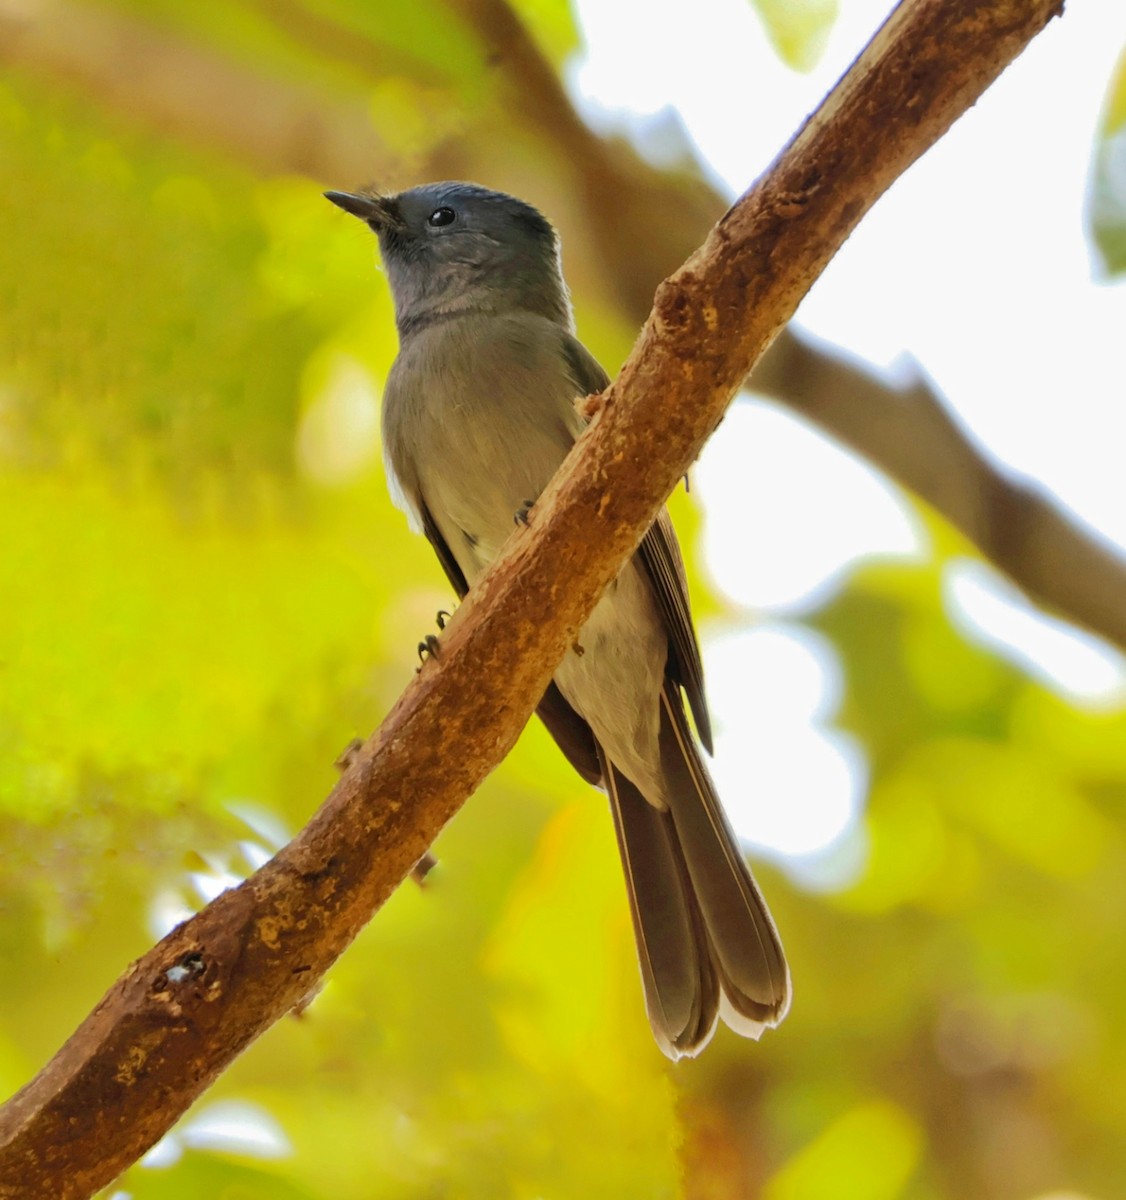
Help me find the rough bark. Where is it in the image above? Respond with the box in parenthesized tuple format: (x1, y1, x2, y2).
(0, 0, 1064, 1196)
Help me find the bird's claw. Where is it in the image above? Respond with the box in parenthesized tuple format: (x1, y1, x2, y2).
(514, 498, 535, 526)
(416, 633, 441, 671)
(436, 609, 451, 630)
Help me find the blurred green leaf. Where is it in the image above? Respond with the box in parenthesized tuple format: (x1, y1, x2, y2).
(1088, 45, 1126, 277)
(509, 0, 585, 66)
(750, 0, 838, 72)
(115, 1150, 320, 1200)
(763, 1099, 923, 1200)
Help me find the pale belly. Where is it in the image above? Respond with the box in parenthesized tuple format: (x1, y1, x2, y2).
(553, 559, 670, 807)
(386, 315, 671, 804)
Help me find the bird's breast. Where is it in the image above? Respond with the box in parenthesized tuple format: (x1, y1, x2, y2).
(386, 313, 583, 579)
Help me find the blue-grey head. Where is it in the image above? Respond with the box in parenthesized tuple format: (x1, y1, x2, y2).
(325, 182, 572, 337)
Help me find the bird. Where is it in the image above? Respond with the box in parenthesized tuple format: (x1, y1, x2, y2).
(325, 181, 790, 1058)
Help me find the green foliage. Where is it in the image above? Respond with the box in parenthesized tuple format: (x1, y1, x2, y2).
(763, 1100, 922, 1200)
(122, 1153, 320, 1200)
(2, 4, 1124, 1199)
(749, 0, 838, 72)
(1089, 45, 1126, 277)
(509, 0, 585, 67)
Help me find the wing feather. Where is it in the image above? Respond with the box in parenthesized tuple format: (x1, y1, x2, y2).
(562, 332, 713, 753)
(420, 492, 601, 784)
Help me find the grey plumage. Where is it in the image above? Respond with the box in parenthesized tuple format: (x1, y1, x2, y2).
(325, 181, 790, 1057)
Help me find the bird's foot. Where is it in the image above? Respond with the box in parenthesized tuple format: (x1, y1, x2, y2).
(514, 498, 535, 526)
(416, 633, 441, 672)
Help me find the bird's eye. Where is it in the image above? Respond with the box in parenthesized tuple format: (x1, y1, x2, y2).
(427, 207, 457, 228)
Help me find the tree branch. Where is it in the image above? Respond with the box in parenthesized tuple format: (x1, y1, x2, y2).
(456, 0, 1126, 652)
(0, 1, 1064, 1195)
(754, 329, 1126, 649)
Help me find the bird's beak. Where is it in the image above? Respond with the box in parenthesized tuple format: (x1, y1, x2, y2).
(323, 189, 403, 231)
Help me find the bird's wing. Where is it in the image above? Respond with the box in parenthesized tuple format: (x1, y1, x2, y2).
(561, 333, 713, 754)
(536, 680, 604, 786)
(639, 511, 713, 752)
(419, 497, 469, 600)
(419, 482, 602, 784)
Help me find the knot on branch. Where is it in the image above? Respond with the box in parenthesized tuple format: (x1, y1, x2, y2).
(653, 275, 696, 335)
(150, 949, 218, 1014)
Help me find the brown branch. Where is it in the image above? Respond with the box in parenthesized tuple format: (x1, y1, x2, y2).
(453, 0, 1126, 653)
(754, 330, 1126, 649)
(0, 1, 1063, 1195)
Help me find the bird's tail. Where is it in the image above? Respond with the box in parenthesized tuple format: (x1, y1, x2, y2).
(602, 685, 790, 1059)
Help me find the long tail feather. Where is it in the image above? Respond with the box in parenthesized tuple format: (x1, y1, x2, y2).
(659, 686, 791, 1036)
(600, 746, 719, 1058)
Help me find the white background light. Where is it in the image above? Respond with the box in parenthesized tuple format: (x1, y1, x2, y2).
(570, 0, 1126, 863)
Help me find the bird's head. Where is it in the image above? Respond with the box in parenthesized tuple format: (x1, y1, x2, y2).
(325, 182, 572, 335)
